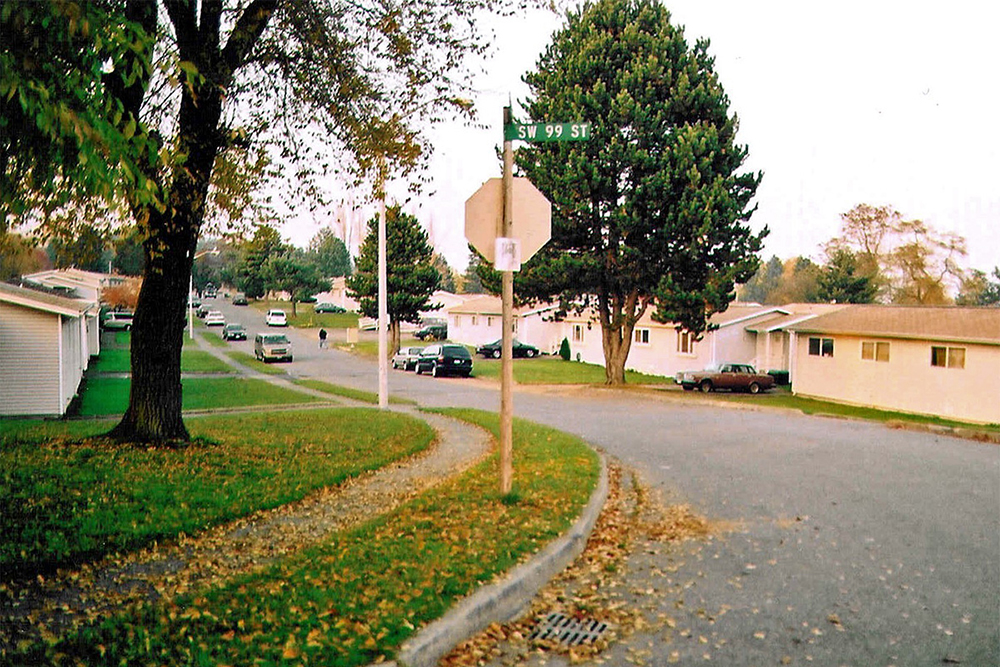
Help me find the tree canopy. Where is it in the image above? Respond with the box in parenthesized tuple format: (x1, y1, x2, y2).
(511, 0, 764, 383)
(347, 206, 439, 355)
(2, 0, 526, 441)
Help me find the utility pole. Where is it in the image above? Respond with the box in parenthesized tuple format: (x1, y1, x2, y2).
(377, 157, 388, 410)
(500, 105, 515, 494)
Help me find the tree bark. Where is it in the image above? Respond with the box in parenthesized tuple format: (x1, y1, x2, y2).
(598, 290, 646, 385)
(389, 320, 401, 359)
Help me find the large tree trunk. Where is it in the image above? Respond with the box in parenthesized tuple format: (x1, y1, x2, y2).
(598, 290, 646, 385)
(389, 320, 401, 359)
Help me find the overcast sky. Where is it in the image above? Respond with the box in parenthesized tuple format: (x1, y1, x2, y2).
(282, 1, 1000, 275)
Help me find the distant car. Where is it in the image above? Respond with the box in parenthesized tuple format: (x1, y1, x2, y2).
(265, 309, 288, 327)
(476, 338, 539, 359)
(196, 304, 211, 318)
(222, 323, 246, 341)
(188, 297, 201, 309)
(414, 323, 447, 341)
(101, 311, 134, 331)
(254, 332, 292, 363)
(204, 310, 225, 326)
(392, 346, 424, 371)
(415, 344, 473, 377)
(674, 363, 776, 394)
(232, 293, 248, 306)
(314, 302, 346, 314)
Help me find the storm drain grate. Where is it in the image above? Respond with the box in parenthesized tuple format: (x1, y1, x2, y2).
(528, 612, 609, 646)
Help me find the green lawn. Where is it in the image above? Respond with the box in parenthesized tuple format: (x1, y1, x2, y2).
(472, 356, 670, 385)
(225, 350, 289, 375)
(292, 379, 417, 405)
(336, 337, 426, 359)
(0, 409, 434, 577)
(673, 387, 1000, 433)
(89, 348, 234, 374)
(74, 377, 320, 416)
(252, 300, 360, 329)
(15, 409, 600, 667)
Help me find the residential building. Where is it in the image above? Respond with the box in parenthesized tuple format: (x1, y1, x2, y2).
(445, 296, 559, 349)
(0, 282, 96, 417)
(788, 305, 1000, 425)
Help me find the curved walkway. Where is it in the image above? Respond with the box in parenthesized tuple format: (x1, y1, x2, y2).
(1, 336, 493, 652)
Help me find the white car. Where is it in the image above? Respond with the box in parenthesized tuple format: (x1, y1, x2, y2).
(265, 309, 288, 327)
(204, 310, 225, 326)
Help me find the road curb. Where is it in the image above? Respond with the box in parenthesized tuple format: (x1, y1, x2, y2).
(389, 452, 609, 667)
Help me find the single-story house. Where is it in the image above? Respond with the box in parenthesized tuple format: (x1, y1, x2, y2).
(557, 303, 797, 378)
(787, 305, 1000, 425)
(445, 295, 560, 350)
(23, 268, 124, 303)
(0, 282, 96, 417)
(746, 303, 850, 373)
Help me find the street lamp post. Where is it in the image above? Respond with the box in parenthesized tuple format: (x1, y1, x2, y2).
(189, 249, 220, 339)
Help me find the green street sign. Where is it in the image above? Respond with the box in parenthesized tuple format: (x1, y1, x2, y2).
(504, 122, 591, 142)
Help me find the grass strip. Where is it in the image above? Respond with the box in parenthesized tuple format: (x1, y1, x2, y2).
(17, 410, 600, 666)
(200, 331, 229, 348)
(0, 409, 434, 577)
(224, 350, 288, 375)
(293, 378, 417, 405)
(664, 388, 1000, 433)
(472, 357, 670, 385)
(88, 348, 235, 374)
(74, 377, 319, 416)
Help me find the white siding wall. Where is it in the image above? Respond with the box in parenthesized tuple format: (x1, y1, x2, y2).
(792, 333, 1000, 425)
(0, 302, 63, 416)
(60, 314, 85, 412)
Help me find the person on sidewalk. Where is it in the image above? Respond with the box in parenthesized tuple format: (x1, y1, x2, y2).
(319, 328, 328, 349)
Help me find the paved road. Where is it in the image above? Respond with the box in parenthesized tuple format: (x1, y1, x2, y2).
(206, 302, 1000, 665)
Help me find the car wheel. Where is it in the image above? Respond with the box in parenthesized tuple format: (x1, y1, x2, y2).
(415, 365, 422, 375)
(748, 382, 760, 394)
(526, 349, 536, 358)
(682, 385, 694, 391)
(432, 363, 442, 377)
(492, 349, 501, 359)
(699, 380, 713, 393)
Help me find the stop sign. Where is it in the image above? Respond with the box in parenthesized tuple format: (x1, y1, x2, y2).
(465, 178, 551, 263)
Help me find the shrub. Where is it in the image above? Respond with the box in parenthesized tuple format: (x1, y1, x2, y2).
(559, 337, 571, 361)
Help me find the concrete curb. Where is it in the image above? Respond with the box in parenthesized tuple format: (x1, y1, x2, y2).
(389, 452, 609, 667)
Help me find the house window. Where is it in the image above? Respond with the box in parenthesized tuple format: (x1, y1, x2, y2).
(677, 330, 696, 354)
(487, 316, 494, 327)
(808, 337, 834, 357)
(513, 319, 518, 333)
(931, 346, 965, 369)
(572, 324, 584, 342)
(454, 315, 462, 327)
(862, 341, 890, 362)
(634, 328, 650, 345)
(471, 315, 478, 326)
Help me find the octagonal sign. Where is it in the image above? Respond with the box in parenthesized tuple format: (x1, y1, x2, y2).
(465, 178, 551, 264)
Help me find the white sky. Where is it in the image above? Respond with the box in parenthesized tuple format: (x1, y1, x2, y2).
(281, 1, 1000, 274)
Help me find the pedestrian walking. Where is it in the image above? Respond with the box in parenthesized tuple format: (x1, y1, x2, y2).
(319, 328, 328, 349)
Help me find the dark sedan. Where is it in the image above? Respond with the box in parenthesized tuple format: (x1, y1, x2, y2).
(415, 344, 473, 377)
(476, 338, 539, 359)
(222, 323, 247, 341)
(314, 302, 346, 313)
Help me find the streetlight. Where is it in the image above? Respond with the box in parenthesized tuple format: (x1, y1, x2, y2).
(189, 248, 220, 339)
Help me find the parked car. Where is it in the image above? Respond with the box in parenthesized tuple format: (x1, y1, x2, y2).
(254, 332, 293, 362)
(414, 323, 448, 341)
(101, 311, 134, 331)
(674, 363, 776, 394)
(188, 297, 201, 309)
(314, 302, 345, 314)
(204, 310, 225, 326)
(196, 304, 211, 318)
(265, 309, 288, 327)
(476, 338, 539, 359)
(232, 293, 248, 305)
(415, 344, 473, 377)
(392, 346, 424, 371)
(222, 323, 247, 341)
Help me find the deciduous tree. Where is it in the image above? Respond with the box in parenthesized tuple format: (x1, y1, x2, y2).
(956, 268, 1000, 307)
(347, 206, 439, 356)
(513, 0, 764, 383)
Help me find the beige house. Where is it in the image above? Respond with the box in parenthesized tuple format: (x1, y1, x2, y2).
(746, 303, 850, 373)
(0, 282, 96, 417)
(788, 305, 1000, 425)
(445, 295, 559, 350)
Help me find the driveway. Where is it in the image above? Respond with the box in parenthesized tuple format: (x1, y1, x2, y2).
(204, 304, 1000, 664)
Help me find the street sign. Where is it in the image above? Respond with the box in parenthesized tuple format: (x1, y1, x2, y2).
(504, 122, 592, 142)
(465, 178, 551, 263)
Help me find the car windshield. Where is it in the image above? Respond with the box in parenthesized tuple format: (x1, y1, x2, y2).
(227, 324, 244, 330)
(263, 335, 289, 344)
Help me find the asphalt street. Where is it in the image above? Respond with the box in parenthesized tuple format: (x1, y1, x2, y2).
(209, 301, 1000, 666)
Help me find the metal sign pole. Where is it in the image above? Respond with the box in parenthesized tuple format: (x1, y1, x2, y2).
(500, 106, 515, 495)
(377, 159, 388, 410)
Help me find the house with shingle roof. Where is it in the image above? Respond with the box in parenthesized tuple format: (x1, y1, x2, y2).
(445, 295, 560, 349)
(0, 282, 97, 417)
(787, 305, 1000, 425)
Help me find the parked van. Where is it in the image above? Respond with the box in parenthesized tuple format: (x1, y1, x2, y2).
(254, 332, 293, 363)
(101, 311, 134, 331)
